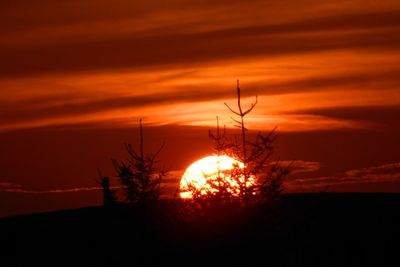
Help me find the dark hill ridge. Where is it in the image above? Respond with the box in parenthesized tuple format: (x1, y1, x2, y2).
(1, 193, 399, 266)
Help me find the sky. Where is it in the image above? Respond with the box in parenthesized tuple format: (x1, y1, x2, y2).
(1, 0, 400, 217)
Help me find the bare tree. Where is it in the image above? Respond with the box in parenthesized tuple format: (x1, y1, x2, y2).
(112, 119, 166, 204)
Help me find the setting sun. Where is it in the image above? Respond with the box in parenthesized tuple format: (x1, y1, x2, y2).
(179, 155, 255, 199)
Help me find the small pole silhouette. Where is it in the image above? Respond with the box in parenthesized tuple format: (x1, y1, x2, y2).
(96, 168, 117, 207)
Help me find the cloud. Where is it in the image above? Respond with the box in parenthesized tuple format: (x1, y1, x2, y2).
(0, 182, 22, 188)
(345, 162, 400, 178)
(287, 160, 321, 174)
(1, 69, 399, 130)
(0, 89, 234, 125)
(1, 3, 400, 77)
(0, 1, 400, 205)
(1, 1, 400, 132)
(0, 179, 177, 198)
(286, 162, 400, 191)
(2, 25, 400, 77)
(284, 106, 400, 129)
(0, 182, 106, 194)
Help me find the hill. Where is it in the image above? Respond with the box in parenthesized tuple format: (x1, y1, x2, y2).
(1, 193, 399, 266)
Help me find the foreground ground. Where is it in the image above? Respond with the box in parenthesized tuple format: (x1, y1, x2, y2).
(1, 193, 399, 266)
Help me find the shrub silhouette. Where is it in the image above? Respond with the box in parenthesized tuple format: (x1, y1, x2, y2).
(112, 119, 166, 204)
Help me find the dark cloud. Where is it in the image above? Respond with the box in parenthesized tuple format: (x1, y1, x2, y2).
(0, 0, 194, 33)
(286, 106, 400, 129)
(2, 28, 399, 77)
(286, 162, 400, 191)
(254, 10, 400, 33)
(1, 7, 400, 77)
(0, 0, 351, 39)
(279, 160, 321, 174)
(345, 162, 400, 177)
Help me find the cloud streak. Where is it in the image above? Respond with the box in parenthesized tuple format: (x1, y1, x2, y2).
(1, 2, 400, 77)
(0, 179, 117, 194)
(286, 162, 400, 191)
(1, 69, 399, 130)
(0, 185, 106, 194)
(2, 23, 400, 77)
(0, 1, 400, 132)
(282, 160, 321, 174)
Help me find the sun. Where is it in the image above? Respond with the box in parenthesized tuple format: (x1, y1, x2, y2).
(179, 155, 255, 199)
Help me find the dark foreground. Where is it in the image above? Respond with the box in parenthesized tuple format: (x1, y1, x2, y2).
(1, 193, 399, 266)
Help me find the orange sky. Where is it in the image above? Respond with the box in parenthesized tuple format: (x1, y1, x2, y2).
(0, 0, 400, 216)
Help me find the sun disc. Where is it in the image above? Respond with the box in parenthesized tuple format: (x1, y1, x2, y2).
(179, 155, 252, 199)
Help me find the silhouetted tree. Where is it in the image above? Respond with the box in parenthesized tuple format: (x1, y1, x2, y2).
(208, 116, 232, 157)
(181, 80, 290, 209)
(112, 119, 166, 204)
(206, 117, 235, 202)
(95, 168, 117, 207)
(223, 80, 258, 204)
